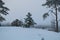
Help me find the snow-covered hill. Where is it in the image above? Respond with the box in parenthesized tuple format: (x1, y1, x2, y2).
(0, 27, 60, 40)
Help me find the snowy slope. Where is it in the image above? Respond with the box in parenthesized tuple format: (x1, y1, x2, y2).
(0, 27, 60, 40)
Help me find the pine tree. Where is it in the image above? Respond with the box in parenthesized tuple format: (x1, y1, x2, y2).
(42, 0, 60, 32)
(11, 19, 23, 26)
(24, 12, 36, 27)
(0, 0, 9, 26)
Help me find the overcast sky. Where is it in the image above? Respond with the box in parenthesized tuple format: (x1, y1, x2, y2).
(2, 0, 58, 25)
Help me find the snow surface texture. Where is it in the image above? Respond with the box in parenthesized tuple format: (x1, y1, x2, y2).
(0, 27, 60, 40)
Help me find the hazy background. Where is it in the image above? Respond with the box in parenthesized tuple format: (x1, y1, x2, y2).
(2, 0, 60, 25)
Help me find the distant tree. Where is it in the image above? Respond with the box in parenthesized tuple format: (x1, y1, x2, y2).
(11, 19, 23, 26)
(42, 0, 60, 32)
(24, 12, 36, 27)
(0, 0, 9, 26)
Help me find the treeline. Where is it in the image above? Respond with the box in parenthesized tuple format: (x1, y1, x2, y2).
(11, 12, 36, 27)
(2, 12, 36, 28)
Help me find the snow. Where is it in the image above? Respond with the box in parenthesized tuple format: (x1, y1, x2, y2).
(0, 27, 60, 40)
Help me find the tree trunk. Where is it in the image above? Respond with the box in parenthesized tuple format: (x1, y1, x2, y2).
(55, 4, 58, 32)
(0, 22, 1, 26)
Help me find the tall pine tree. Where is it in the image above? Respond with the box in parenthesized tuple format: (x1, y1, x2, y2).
(42, 0, 60, 32)
(0, 0, 9, 26)
(24, 12, 36, 27)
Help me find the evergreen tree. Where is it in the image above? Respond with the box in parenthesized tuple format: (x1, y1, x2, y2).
(42, 0, 60, 32)
(0, 0, 9, 26)
(24, 12, 36, 27)
(11, 19, 23, 26)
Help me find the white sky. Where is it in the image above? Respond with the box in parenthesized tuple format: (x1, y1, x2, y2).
(2, 0, 57, 25)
